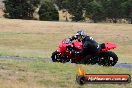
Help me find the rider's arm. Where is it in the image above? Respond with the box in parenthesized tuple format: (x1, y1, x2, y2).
(64, 35, 77, 44)
(69, 35, 77, 42)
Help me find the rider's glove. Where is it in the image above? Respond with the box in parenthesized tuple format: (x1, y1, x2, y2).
(64, 39, 71, 44)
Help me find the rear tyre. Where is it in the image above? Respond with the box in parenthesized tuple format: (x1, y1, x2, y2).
(98, 51, 118, 66)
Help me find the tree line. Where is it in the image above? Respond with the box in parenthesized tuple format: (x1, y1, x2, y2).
(3, 0, 132, 24)
(3, 0, 59, 20)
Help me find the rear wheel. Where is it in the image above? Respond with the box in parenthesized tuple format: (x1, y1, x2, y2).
(98, 51, 118, 66)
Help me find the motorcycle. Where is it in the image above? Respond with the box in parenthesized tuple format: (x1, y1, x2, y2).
(51, 38, 118, 66)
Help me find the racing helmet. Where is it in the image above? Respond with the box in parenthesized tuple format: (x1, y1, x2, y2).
(76, 30, 85, 36)
(75, 30, 85, 40)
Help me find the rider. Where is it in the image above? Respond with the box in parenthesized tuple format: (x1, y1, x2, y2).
(66, 30, 100, 64)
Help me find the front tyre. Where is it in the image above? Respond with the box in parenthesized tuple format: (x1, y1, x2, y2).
(51, 51, 61, 62)
(98, 51, 118, 66)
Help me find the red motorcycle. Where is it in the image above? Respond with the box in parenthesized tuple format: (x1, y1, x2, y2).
(51, 38, 118, 66)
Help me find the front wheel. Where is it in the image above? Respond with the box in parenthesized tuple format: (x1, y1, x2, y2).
(51, 51, 70, 63)
(98, 51, 118, 66)
(51, 51, 61, 62)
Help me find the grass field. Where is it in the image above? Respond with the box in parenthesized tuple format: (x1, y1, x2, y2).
(0, 18, 132, 88)
(0, 18, 132, 63)
(0, 60, 132, 88)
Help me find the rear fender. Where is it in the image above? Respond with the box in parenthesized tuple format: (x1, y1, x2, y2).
(101, 42, 117, 52)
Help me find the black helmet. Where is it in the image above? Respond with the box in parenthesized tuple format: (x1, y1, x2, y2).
(75, 31, 85, 41)
(75, 31, 85, 36)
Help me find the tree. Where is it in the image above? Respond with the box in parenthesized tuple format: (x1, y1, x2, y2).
(54, 0, 69, 10)
(55, 0, 91, 21)
(55, 0, 105, 22)
(121, 0, 132, 24)
(66, 0, 85, 21)
(38, 1, 59, 21)
(101, 0, 124, 23)
(3, 0, 40, 19)
(86, 0, 105, 23)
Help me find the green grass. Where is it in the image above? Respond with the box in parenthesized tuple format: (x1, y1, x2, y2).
(0, 19, 132, 62)
(0, 32, 58, 58)
(0, 19, 132, 88)
(0, 31, 132, 63)
(0, 60, 131, 88)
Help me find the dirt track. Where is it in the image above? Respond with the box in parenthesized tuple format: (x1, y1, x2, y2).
(0, 56, 132, 69)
